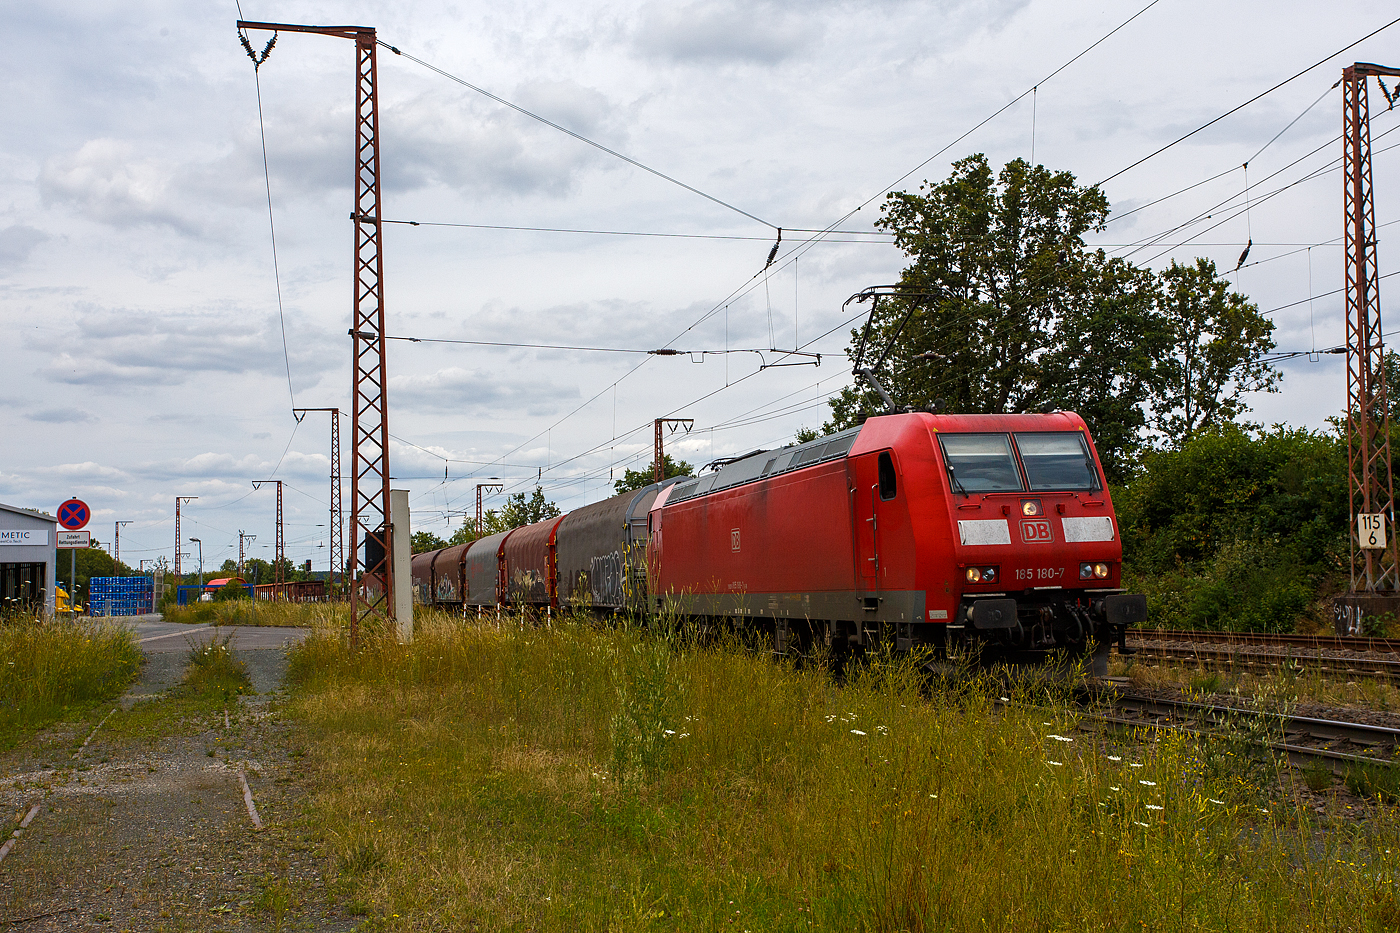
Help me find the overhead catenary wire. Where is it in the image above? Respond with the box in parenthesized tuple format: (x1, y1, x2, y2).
(380, 333, 819, 360)
(414, 3, 1379, 514)
(662, 0, 1172, 351)
(378, 42, 778, 231)
(1135, 134, 1400, 269)
(1111, 117, 1400, 260)
(237, 16, 297, 414)
(407, 0, 1174, 503)
(1096, 12, 1400, 187)
(379, 218, 889, 242)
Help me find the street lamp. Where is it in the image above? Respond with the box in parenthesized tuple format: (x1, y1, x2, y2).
(189, 537, 203, 592)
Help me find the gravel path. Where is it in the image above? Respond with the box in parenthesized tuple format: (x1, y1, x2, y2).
(0, 620, 349, 931)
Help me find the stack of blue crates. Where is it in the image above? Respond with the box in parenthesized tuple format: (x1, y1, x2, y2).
(89, 576, 154, 616)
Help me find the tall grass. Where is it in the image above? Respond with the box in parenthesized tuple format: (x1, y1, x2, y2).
(163, 599, 347, 628)
(182, 633, 253, 700)
(0, 616, 140, 746)
(288, 611, 1400, 931)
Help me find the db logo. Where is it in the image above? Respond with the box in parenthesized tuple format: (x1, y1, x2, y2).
(1020, 520, 1052, 544)
(731, 528, 741, 551)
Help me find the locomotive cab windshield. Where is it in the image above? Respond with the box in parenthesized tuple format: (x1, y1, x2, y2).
(938, 431, 1103, 493)
(1015, 432, 1101, 492)
(937, 434, 1023, 493)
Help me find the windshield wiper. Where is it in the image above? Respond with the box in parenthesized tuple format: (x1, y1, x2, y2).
(1082, 453, 1102, 492)
(947, 465, 969, 497)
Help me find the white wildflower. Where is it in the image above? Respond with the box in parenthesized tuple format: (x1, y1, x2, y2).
(1047, 734, 1073, 742)
(850, 729, 867, 736)
(1139, 780, 1156, 786)
(1146, 804, 1163, 811)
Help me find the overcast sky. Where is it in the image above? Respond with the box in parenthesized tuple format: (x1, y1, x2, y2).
(2, 0, 1398, 574)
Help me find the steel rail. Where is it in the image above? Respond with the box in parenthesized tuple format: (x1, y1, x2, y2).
(1128, 628, 1400, 653)
(1086, 689, 1400, 774)
(1126, 642, 1400, 681)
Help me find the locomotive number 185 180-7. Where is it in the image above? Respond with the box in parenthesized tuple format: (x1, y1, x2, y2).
(1014, 567, 1065, 582)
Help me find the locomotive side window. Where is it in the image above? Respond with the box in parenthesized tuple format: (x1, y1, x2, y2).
(937, 434, 1025, 493)
(1014, 433, 1101, 491)
(878, 451, 897, 500)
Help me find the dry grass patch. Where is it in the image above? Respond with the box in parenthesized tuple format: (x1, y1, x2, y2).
(285, 612, 1400, 931)
(164, 599, 345, 628)
(0, 615, 139, 747)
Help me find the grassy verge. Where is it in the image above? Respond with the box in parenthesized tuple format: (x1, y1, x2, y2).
(1114, 654, 1400, 712)
(163, 599, 346, 628)
(0, 616, 140, 747)
(286, 611, 1400, 931)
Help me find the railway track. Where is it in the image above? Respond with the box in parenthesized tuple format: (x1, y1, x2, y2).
(1129, 628, 1400, 653)
(1086, 689, 1400, 774)
(1123, 628, 1400, 682)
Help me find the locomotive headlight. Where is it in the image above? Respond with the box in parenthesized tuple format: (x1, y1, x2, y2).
(1094, 562, 1110, 579)
(1079, 562, 1094, 580)
(982, 567, 997, 583)
(965, 567, 982, 583)
(1021, 499, 1042, 516)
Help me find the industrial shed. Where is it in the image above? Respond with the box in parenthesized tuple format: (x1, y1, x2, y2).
(0, 503, 57, 616)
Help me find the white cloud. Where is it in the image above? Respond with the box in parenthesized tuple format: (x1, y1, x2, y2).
(390, 366, 579, 415)
(25, 407, 96, 424)
(0, 225, 49, 269)
(39, 138, 208, 235)
(633, 0, 823, 64)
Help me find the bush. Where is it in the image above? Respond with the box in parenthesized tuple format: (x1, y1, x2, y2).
(213, 580, 248, 601)
(1119, 426, 1347, 631)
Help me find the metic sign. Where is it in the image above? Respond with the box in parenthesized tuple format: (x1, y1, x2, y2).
(57, 498, 91, 530)
(1359, 512, 1388, 550)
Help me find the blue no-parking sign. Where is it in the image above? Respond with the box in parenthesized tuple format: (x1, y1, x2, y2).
(57, 498, 90, 531)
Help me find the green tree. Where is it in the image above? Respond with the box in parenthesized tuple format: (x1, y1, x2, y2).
(1037, 257, 1168, 479)
(822, 155, 1167, 480)
(478, 487, 563, 535)
(829, 155, 1112, 417)
(613, 455, 693, 494)
(412, 531, 447, 554)
(447, 525, 478, 547)
(1151, 258, 1280, 444)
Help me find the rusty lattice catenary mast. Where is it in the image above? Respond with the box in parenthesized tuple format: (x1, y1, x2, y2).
(1343, 62, 1400, 598)
(238, 21, 392, 644)
(294, 407, 344, 590)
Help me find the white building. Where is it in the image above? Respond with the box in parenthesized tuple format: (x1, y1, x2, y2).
(0, 503, 58, 617)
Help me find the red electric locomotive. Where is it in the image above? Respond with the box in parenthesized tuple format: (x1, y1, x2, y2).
(410, 410, 1143, 669)
(648, 410, 1145, 666)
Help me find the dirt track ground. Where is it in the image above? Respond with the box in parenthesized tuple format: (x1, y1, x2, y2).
(0, 620, 349, 932)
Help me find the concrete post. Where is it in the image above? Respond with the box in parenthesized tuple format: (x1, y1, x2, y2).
(391, 489, 412, 642)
